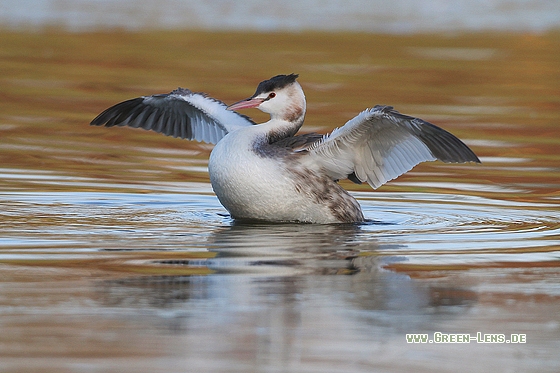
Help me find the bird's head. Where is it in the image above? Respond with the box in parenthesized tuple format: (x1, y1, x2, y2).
(228, 74, 306, 123)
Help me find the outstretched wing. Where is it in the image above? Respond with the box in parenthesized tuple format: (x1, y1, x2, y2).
(90, 88, 255, 144)
(304, 105, 480, 189)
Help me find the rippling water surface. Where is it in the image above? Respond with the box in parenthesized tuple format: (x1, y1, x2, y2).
(1, 30, 559, 372)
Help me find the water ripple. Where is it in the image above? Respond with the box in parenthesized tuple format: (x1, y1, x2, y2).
(2, 189, 557, 270)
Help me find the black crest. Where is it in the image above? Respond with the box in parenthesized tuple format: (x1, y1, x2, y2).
(252, 74, 299, 97)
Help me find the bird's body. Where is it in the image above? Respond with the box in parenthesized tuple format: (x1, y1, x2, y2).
(209, 127, 363, 223)
(91, 74, 479, 224)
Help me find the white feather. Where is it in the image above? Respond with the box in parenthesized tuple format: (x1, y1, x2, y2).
(304, 107, 440, 189)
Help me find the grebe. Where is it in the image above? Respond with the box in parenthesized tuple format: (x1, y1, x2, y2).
(91, 74, 479, 223)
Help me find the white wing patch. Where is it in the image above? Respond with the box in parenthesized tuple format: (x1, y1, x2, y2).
(177, 91, 254, 139)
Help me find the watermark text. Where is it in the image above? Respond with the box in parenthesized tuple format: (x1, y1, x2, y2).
(406, 332, 526, 344)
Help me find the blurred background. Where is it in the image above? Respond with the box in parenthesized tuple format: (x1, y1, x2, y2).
(2, 0, 560, 33)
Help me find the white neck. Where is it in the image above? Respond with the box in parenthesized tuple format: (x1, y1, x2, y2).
(259, 82, 307, 138)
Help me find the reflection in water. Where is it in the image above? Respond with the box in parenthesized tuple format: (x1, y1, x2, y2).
(208, 222, 367, 275)
(95, 253, 478, 370)
(88, 221, 491, 367)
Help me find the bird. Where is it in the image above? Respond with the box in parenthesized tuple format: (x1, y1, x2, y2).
(91, 74, 480, 224)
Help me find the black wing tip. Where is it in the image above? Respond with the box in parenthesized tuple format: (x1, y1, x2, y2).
(90, 88, 188, 127)
(459, 148, 481, 164)
(90, 109, 113, 126)
(374, 105, 481, 164)
(90, 97, 146, 127)
(90, 109, 112, 127)
(420, 123, 481, 164)
(444, 151, 481, 164)
(90, 116, 103, 126)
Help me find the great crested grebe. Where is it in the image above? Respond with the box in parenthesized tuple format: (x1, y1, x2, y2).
(91, 74, 479, 223)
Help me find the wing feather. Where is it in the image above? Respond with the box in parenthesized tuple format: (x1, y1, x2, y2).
(305, 106, 480, 189)
(91, 88, 254, 144)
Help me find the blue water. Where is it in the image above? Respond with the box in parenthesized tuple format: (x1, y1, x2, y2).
(2, 0, 560, 33)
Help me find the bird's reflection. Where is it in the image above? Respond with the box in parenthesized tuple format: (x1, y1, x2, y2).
(96, 221, 476, 342)
(207, 221, 368, 275)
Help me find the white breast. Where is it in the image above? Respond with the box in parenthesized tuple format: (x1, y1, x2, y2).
(209, 129, 272, 217)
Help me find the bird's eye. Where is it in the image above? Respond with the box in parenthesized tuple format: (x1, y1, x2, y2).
(268, 92, 276, 99)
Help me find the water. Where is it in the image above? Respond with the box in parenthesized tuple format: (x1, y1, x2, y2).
(1, 30, 559, 372)
(2, 0, 560, 33)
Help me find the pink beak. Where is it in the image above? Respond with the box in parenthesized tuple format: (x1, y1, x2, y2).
(227, 97, 264, 111)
